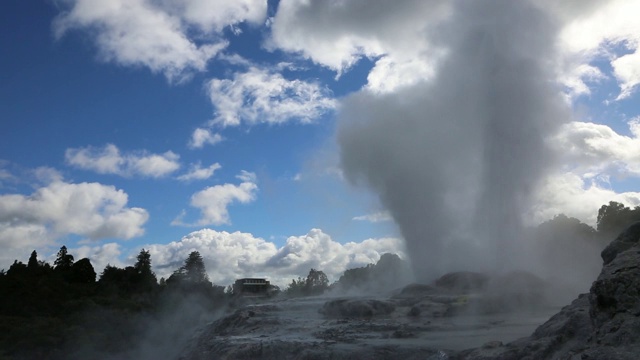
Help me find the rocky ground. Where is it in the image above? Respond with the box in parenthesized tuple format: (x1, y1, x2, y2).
(178, 222, 640, 360)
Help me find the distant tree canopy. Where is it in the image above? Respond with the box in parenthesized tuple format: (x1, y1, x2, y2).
(335, 253, 410, 293)
(597, 201, 640, 238)
(305, 268, 329, 295)
(98, 249, 160, 295)
(285, 268, 330, 297)
(536, 214, 597, 244)
(0, 246, 228, 360)
(168, 251, 210, 286)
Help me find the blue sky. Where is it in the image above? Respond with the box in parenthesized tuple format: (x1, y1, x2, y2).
(2, 0, 640, 286)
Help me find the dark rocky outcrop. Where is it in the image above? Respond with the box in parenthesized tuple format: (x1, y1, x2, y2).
(435, 272, 490, 293)
(319, 299, 396, 318)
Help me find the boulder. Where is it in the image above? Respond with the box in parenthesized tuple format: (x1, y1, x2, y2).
(435, 272, 490, 293)
(319, 299, 396, 318)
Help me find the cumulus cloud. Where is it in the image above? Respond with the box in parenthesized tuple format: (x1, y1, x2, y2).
(177, 162, 221, 182)
(352, 211, 392, 223)
(65, 144, 180, 178)
(0, 179, 148, 250)
(188, 128, 223, 149)
(268, 0, 449, 78)
(53, 0, 267, 81)
(207, 67, 336, 127)
(524, 118, 640, 226)
(268, 1, 640, 99)
(553, 0, 640, 100)
(71, 242, 124, 273)
(530, 172, 640, 227)
(552, 119, 640, 178)
(173, 171, 258, 226)
(141, 228, 404, 286)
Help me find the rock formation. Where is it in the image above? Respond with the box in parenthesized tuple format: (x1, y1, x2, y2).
(459, 221, 640, 359)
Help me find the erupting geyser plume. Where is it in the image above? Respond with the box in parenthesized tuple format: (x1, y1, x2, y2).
(339, 0, 572, 280)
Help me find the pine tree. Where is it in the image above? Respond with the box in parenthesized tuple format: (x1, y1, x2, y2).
(27, 250, 39, 270)
(54, 246, 74, 270)
(134, 249, 157, 287)
(181, 251, 209, 284)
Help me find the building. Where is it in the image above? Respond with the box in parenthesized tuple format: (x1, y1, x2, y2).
(233, 278, 271, 296)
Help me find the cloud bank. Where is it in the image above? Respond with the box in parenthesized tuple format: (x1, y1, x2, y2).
(0, 179, 148, 250)
(142, 228, 405, 287)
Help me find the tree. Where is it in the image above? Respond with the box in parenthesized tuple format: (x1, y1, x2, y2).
(54, 246, 74, 270)
(285, 277, 307, 297)
(134, 249, 157, 288)
(305, 268, 329, 295)
(181, 251, 209, 284)
(597, 201, 640, 239)
(27, 250, 39, 270)
(70, 258, 96, 284)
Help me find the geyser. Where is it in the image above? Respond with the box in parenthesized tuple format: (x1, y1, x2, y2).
(338, 0, 571, 280)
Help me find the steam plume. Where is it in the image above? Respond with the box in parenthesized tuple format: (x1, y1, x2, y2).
(339, 0, 571, 280)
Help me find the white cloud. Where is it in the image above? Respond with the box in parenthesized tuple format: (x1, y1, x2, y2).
(71, 242, 124, 274)
(529, 172, 640, 227)
(66, 144, 180, 178)
(142, 227, 405, 287)
(207, 67, 336, 126)
(267, 1, 639, 100)
(0, 179, 148, 250)
(530, 118, 640, 226)
(366, 56, 437, 94)
(612, 50, 640, 100)
(188, 128, 223, 149)
(173, 171, 258, 226)
(551, 120, 640, 177)
(554, 0, 640, 100)
(33, 167, 64, 185)
(171, 0, 267, 33)
(267, 0, 449, 77)
(177, 162, 221, 182)
(352, 211, 392, 223)
(52, 0, 267, 82)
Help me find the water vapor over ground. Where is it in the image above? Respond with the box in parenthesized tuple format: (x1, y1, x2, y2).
(338, 0, 571, 279)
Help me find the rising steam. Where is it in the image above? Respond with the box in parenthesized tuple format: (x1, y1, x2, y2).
(338, 0, 571, 280)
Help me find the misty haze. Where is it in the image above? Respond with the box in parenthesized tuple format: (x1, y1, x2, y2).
(2, 0, 640, 359)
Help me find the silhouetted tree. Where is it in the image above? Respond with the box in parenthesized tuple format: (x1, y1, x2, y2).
(99, 264, 139, 296)
(54, 245, 74, 270)
(305, 268, 329, 295)
(70, 258, 96, 284)
(181, 251, 209, 284)
(28, 250, 39, 270)
(285, 276, 307, 297)
(597, 201, 640, 239)
(134, 249, 157, 289)
(334, 253, 410, 293)
(6, 260, 27, 276)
